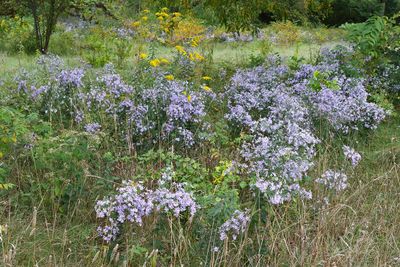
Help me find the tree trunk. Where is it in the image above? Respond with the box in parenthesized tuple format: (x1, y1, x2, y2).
(43, 0, 56, 54)
(29, 0, 44, 53)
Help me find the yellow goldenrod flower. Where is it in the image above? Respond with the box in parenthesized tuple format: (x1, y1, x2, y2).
(191, 40, 198, 47)
(149, 59, 161, 67)
(175, 45, 187, 55)
(173, 12, 181, 17)
(189, 52, 195, 61)
(161, 7, 169, 12)
(187, 95, 192, 102)
(160, 12, 169, 18)
(194, 52, 205, 61)
(165, 74, 174, 80)
(142, 16, 148, 21)
(202, 76, 212, 81)
(131, 21, 141, 27)
(159, 58, 170, 64)
(139, 53, 148, 59)
(202, 85, 212, 91)
(191, 36, 201, 47)
(143, 9, 150, 13)
(157, 16, 164, 21)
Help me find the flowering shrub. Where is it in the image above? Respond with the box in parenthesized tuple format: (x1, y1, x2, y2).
(95, 170, 198, 242)
(95, 181, 153, 242)
(224, 50, 386, 205)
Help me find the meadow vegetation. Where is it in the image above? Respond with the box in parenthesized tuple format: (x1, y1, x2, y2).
(0, 1, 399, 266)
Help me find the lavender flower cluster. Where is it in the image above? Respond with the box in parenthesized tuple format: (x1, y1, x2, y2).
(17, 59, 209, 147)
(292, 48, 387, 132)
(218, 209, 251, 241)
(15, 55, 87, 119)
(95, 170, 198, 242)
(316, 170, 348, 191)
(343, 145, 361, 167)
(78, 65, 209, 146)
(225, 58, 318, 204)
(224, 49, 386, 205)
(84, 123, 101, 134)
(140, 78, 209, 146)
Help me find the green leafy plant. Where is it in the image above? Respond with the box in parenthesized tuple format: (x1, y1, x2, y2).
(0, 107, 32, 190)
(309, 70, 340, 92)
(342, 15, 390, 58)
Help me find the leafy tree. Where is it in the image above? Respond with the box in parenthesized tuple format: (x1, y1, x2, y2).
(24, 0, 72, 54)
(384, 0, 400, 16)
(21, 0, 117, 54)
(325, 0, 386, 25)
(206, 0, 268, 33)
(265, 0, 304, 22)
(0, 0, 18, 16)
(304, 0, 334, 23)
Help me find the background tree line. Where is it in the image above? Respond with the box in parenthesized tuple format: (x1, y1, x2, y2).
(0, 0, 399, 53)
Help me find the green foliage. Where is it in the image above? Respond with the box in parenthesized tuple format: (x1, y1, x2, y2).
(0, 16, 36, 54)
(206, 0, 266, 33)
(114, 38, 133, 67)
(22, 0, 73, 53)
(0, 0, 18, 16)
(81, 31, 112, 67)
(137, 149, 208, 187)
(48, 30, 76, 55)
(370, 91, 396, 115)
(266, 0, 306, 22)
(325, 0, 386, 25)
(0, 107, 31, 190)
(304, 0, 334, 23)
(29, 131, 99, 212)
(342, 13, 400, 88)
(342, 16, 390, 58)
(309, 70, 340, 92)
(269, 21, 301, 45)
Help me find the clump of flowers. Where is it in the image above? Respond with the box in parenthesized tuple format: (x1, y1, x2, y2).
(141, 79, 208, 146)
(84, 123, 101, 134)
(218, 209, 251, 241)
(152, 184, 198, 218)
(95, 181, 154, 242)
(95, 170, 198, 242)
(316, 170, 348, 191)
(343, 145, 362, 167)
(224, 49, 386, 205)
(56, 68, 85, 88)
(225, 59, 318, 204)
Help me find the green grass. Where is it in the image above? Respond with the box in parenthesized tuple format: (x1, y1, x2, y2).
(0, 116, 398, 266)
(0, 53, 81, 78)
(0, 40, 343, 76)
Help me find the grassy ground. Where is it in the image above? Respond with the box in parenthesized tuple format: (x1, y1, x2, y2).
(0, 40, 343, 76)
(0, 114, 398, 266)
